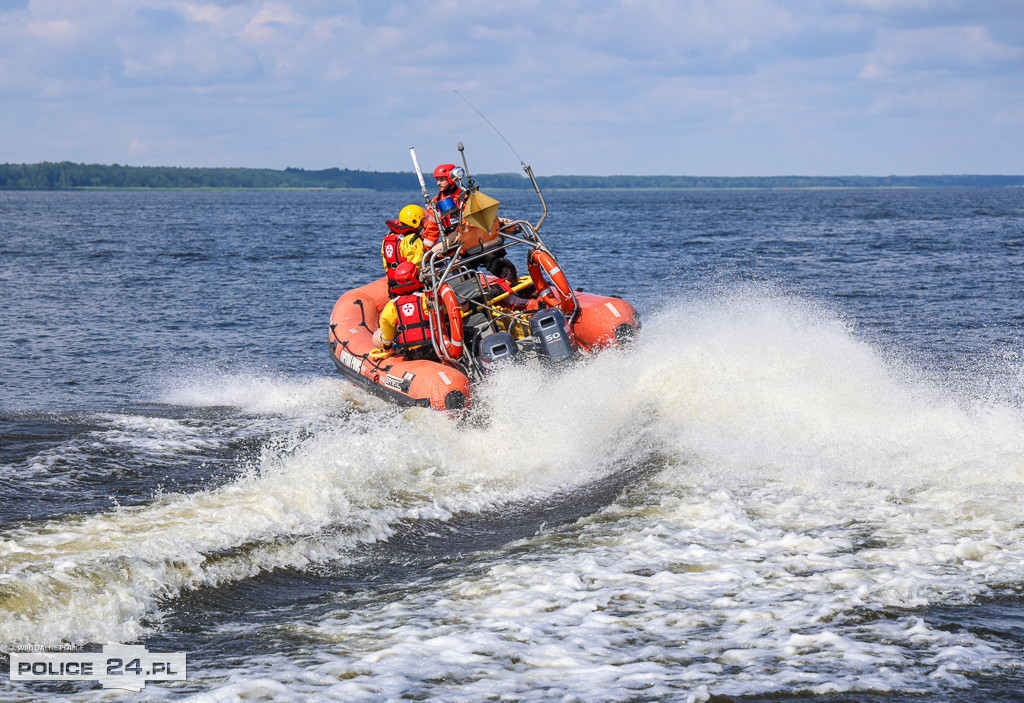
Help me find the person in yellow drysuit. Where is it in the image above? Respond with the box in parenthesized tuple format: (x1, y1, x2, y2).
(372, 261, 436, 360)
(381, 204, 428, 295)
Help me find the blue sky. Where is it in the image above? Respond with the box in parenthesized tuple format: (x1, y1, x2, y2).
(1, 0, 1022, 176)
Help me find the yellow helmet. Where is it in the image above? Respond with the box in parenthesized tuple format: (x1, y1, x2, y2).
(399, 204, 426, 229)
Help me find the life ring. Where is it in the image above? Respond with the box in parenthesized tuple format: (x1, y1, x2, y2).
(528, 249, 575, 316)
(436, 283, 465, 359)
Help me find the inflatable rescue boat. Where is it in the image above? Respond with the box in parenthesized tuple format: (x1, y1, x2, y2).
(328, 148, 639, 412)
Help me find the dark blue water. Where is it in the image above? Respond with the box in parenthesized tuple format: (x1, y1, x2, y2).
(3, 189, 1021, 409)
(1, 188, 1023, 701)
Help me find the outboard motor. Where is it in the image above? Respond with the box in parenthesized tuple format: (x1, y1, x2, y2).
(529, 308, 576, 364)
(478, 332, 519, 373)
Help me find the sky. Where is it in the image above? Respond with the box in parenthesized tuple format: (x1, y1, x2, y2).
(1, 0, 1022, 176)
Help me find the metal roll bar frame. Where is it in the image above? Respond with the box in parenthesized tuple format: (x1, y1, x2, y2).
(410, 147, 577, 374)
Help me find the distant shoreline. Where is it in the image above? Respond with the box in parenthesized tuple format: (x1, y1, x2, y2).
(2, 162, 1023, 190)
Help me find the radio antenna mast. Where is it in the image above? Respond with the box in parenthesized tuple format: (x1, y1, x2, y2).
(455, 90, 525, 166)
(454, 90, 547, 231)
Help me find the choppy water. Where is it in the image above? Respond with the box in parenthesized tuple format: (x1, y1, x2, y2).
(1, 187, 1023, 701)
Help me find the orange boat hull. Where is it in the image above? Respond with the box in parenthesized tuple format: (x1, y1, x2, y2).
(328, 278, 638, 411)
(571, 292, 639, 352)
(328, 277, 471, 411)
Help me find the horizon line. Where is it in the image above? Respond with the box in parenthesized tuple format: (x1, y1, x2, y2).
(3, 161, 1024, 179)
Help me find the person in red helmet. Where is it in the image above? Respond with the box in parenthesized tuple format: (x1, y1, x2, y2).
(432, 163, 461, 202)
(421, 163, 465, 249)
(373, 261, 436, 360)
(381, 204, 427, 296)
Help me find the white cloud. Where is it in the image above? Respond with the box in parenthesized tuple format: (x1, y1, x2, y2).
(24, 16, 76, 42)
(841, 0, 940, 9)
(241, 3, 298, 43)
(858, 63, 889, 79)
(863, 24, 1023, 74)
(867, 83, 983, 115)
(0, 0, 1022, 174)
(180, 3, 231, 26)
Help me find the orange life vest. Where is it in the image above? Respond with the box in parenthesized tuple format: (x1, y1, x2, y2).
(422, 189, 465, 247)
(431, 185, 463, 208)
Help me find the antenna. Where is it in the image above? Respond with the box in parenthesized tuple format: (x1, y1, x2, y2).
(454, 91, 548, 232)
(454, 90, 526, 166)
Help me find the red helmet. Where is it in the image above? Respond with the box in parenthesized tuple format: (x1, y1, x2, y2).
(391, 261, 423, 295)
(433, 163, 456, 180)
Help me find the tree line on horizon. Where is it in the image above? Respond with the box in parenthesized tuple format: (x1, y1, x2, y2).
(2, 161, 1023, 191)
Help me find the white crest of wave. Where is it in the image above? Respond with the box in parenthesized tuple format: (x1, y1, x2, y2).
(629, 286, 1024, 488)
(154, 368, 376, 415)
(0, 365, 653, 648)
